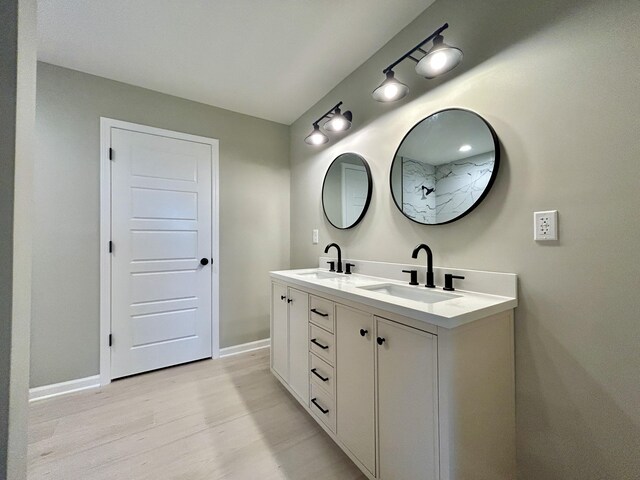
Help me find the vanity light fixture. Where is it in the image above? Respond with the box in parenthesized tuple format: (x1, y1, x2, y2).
(372, 23, 462, 102)
(304, 101, 353, 145)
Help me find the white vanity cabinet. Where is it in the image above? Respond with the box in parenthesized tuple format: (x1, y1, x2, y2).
(336, 305, 376, 475)
(270, 275, 516, 480)
(377, 317, 439, 480)
(270, 282, 309, 404)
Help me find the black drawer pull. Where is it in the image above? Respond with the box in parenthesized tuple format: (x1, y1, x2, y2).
(377, 337, 386, 345)
(311, 398, 329, 414)
(311, 368, 329, 382)
(311, 338, 329, 350)
(280, 295, 286, 300)
(360, 329, 368, 337)
(310, 308, 329, 317)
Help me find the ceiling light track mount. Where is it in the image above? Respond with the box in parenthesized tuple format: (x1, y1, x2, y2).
(372, 23, 462, 102)
(304, 101, 353, 146)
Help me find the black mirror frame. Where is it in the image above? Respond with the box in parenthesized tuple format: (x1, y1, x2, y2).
(322, 153, 373, 230)
(389, 107, 500, 226)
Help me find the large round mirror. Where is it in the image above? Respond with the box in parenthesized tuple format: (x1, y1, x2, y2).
(390, 108, 499, 225)
(322, 153, 373, 229)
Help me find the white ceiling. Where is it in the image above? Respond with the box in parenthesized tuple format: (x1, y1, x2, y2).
(37, 0, 434, 125)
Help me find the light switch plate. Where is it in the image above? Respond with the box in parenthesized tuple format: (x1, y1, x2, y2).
(312, 229, 319, 245)
(534, 210, 558, 241)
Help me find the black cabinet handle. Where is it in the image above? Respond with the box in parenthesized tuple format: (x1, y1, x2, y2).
(310, 308, 329, 317)
(200, 258, 209, 266)
(377, 337, 386, 346)
(311, 338, 329, 350)
(287, 298, 293, 303)
(311, 368, 329, 382)
(280, 295, 286, 301)
(360, 329, 368, 337)
(311, 398, 329, 414)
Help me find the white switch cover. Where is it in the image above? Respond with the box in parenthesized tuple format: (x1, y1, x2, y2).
(312, 229, 319, 245)
(534, 210, 558, 241)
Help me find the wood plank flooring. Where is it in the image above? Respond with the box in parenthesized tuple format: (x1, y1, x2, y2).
(28, 348, 366, 480)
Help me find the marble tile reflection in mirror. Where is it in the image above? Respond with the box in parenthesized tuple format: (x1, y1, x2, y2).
(390, 109, 499, 225)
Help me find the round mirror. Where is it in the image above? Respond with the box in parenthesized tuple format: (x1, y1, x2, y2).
(390, 108, 499, 225)
(322, 153, 373, 229)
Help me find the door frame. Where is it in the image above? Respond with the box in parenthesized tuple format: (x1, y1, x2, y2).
(99, 117, 220, 386)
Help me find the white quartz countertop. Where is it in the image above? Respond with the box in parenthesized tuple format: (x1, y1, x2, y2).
(270, 268, 517, 330)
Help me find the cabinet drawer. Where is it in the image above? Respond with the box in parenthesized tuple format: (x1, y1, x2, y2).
(310, 353, 335, 398)
(310, 384, 336, 433)
(309, 323, 335, 365)
(309, 295, 335, 333)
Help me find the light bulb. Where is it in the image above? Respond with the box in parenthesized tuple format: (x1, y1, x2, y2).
(384, 84, 399, 100)
(459, 144, 472, 152)
(429, 51, 448, 72)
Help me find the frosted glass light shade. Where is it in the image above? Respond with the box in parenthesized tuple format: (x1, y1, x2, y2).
(304, 125, 329, 145)
(324, 109, 352, 132)
(372, 70, 409, 102)
(416, 36, 463, 79)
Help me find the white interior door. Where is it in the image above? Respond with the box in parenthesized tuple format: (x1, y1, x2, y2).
(110, 127, 213, 379)
(342, 163, 368, 226)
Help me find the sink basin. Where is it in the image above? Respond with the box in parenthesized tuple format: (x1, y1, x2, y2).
(295, 270, 343, 280)
(358, 283, 461, 304)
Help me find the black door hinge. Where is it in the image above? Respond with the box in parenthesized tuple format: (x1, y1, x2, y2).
(108, 334, 113, 347)
(109, 241, 113, 253)
(109, 148, 114, 160)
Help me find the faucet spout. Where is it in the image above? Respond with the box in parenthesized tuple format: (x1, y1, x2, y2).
(324, 243, 343, 273)
(411, 243, 435, 288)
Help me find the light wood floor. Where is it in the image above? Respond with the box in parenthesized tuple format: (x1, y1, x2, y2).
(28, 348, 366, 480)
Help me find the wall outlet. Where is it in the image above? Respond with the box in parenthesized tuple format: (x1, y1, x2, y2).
(534, 210, 558, 241)
(312, 229, 319, 245)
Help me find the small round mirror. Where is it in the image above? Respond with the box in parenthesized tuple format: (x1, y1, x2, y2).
(322, 153, 373, 229)
(390, 108, 499, 225)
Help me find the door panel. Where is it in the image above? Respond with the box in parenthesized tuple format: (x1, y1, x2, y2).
(377, 317, 439, 480)
(271, 283, 288, 381)
(111, 127, 212, 379)
(336, 305, 376, 475)
(288, 288, 309, 403)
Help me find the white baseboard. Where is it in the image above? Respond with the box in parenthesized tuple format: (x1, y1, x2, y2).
(29, 375, 101, 402)
(220, 338, 270, 358)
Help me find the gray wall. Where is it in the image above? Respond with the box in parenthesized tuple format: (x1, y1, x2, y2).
(1, 0, 36, 477)
(290, 0, 640, 479)
(32, 62, 290, 388)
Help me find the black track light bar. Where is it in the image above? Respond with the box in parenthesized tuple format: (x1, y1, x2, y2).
(312, 101, 344, 126)
(382, 23, 449, 74)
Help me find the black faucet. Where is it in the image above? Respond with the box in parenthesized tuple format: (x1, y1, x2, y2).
(324, 243, 343, 273)
(411, 243, 435, 288)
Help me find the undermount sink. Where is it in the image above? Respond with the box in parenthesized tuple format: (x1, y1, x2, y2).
(295, 270, 343, 280)
(358, 283, 461, 304)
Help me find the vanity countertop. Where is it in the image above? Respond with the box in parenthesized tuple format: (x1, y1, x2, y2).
(270, 268, 517, 330)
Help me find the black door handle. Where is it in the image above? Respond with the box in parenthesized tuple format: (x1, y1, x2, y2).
(200, 258, 209, 266)
(311, 398, 329, 414)
(311, 338, 329, 350)
(311, 368, 329, 382)
(377, 337, 386, 345)
(360, 329, 368, 337)
(310, 308, 329, 317)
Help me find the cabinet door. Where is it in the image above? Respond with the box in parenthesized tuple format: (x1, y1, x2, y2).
(377, 317, 439, 480)
(271, 282, 288, 381)
(288, 287, 309, 403)
(336, 305, 376, 475)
